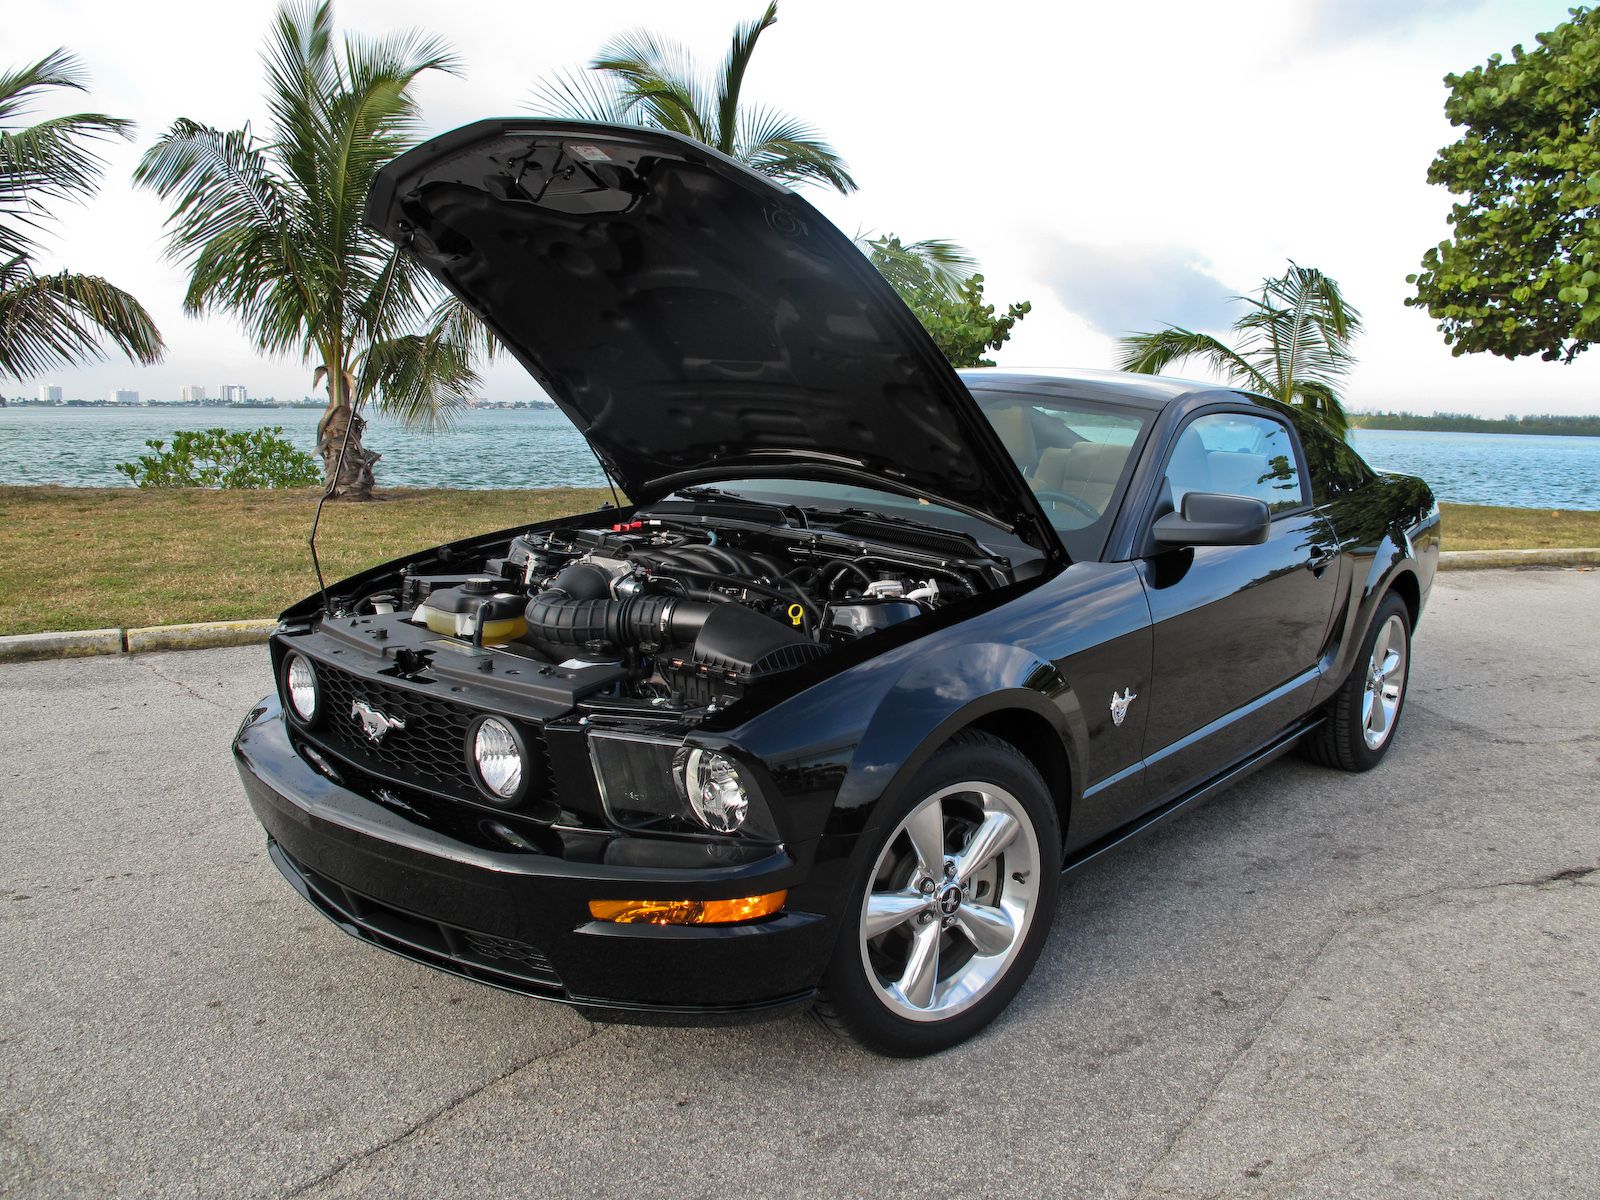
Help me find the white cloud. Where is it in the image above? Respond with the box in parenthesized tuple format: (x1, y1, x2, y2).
(7, 0, 1599, 415)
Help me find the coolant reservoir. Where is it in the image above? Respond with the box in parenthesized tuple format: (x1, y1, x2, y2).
(413, 577, 528, 645)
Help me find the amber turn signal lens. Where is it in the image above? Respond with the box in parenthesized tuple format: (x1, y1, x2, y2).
(588, 890, 787, 925)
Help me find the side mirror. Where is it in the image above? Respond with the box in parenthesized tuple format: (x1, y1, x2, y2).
(1152, 491, 1270, 548)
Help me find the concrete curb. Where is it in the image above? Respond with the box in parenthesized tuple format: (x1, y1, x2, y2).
(1439, 547, 1600, 571)
(0, 619, 278, 665)
(0, 628, 124, 664)
(2, 550, 1597, 663)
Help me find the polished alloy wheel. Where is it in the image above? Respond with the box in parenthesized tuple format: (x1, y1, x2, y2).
(1361, 613, 1408, 750)
(858, 781, 1041, 1022)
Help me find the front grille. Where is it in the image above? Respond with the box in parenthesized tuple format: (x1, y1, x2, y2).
(301, 657, 549, 805)
(269, 840, 563, 995)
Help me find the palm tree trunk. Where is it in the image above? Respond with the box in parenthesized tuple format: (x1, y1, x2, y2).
(317, 402, 380, 500)
(315, 361, 378, 501)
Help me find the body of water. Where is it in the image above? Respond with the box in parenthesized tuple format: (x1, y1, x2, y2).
(1, 405, 1596, 509)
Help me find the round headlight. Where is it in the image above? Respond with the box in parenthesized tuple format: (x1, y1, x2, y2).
(470, 716, 526, 802)
(683, 749, 750, 833)
(284, 654, 318, 722)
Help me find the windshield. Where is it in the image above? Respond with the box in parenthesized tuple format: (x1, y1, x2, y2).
(976, 391, 1153, 560)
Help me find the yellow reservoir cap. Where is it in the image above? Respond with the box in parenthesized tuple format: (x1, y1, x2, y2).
(588, 890, 787, 925)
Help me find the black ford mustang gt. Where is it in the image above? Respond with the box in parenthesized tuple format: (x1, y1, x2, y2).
(234, 120, 1440, 1056)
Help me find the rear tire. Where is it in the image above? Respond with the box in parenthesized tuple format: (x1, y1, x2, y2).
(813, 730, 1061, 1056)
(1300, 592, 1412, 772)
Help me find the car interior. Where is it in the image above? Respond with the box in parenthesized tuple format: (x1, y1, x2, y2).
(982, 401, 1305, 538)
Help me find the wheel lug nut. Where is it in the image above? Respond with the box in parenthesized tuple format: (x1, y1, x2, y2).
(918, 912, 933, 925)
(944, 860, 957, 878)
(918, 878, 935, 894)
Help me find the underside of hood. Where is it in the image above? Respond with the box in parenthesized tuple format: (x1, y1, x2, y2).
(364, 119, 1051, 545)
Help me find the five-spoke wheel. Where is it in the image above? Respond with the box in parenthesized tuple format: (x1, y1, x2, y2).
(1301, 590, 1413, 772)
(1362, 612, 1408, 751)
(815, 731, 1060, 1055)
(859, 782, 1040, 1021)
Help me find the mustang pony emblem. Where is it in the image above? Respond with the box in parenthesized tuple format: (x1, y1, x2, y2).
(1110, 688, 1137, 727)
(352, 700, 406, 743)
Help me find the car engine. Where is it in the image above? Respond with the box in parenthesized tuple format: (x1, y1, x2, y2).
(335, 502, 1013, 714)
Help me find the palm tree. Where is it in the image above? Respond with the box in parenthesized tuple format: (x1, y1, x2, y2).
(0, 49, 163, 380)
(532, 4, 993, 308)
(1117, 263, 1364, 434)
(530, 2, 856, 195)
(135, 1, 492, 500)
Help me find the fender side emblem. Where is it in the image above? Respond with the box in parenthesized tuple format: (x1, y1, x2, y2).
(1110, 688, 1137, 727)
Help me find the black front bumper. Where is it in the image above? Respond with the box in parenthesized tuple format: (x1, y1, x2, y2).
(234, 698, 834, 1019)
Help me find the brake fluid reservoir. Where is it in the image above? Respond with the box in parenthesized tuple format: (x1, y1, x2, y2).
(413, 577, 528, 644)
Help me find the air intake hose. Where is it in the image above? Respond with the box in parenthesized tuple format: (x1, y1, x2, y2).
(523, 589, 712, 650)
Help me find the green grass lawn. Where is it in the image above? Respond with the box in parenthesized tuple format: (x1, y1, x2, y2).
(0, 488, 1594, 636)
(0, 486, 613, 636)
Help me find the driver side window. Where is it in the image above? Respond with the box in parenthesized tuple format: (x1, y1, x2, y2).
(1164, 413, 1305, 515)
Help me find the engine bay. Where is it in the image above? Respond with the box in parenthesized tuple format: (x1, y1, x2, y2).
(323, 498, 1023, 716)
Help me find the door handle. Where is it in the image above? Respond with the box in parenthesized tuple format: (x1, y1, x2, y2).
(1308, 548, 1337, 577)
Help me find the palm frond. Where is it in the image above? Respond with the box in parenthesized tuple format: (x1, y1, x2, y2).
(426, 294, 500, 363)
(736, 104, 856, 192)
(1116, 326, 1272, 392)
(592, 28, 711, 143)
(360, 322, 478, 429)
(0, 259, 164, 378)
(0, 49, 134, 259)
(715, 2, 778, 151)
(528, 68, 636, 125)
(862, 232, 975, 301)
(0, 48, 92, 122)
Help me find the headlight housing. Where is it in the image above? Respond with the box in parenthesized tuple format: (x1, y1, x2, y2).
(589, 734, 779, 842)
(467, 715, 529, 804)
(682, 749, 750, 833)
(283, 653, 318, 723)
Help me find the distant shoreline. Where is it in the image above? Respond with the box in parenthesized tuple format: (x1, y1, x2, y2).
(1350, 412, 1600, 437)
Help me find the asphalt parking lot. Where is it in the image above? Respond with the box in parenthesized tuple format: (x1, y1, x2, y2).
(2, 567, 1596, 1199)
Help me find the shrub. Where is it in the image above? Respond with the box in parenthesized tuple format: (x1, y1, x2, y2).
(115, 426, 322, 489)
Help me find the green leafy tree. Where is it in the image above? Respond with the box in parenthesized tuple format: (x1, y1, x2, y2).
(531, 1, 856, 194)
(0, 49, 163, 380)
(1117, 263, 1363, 434)
(116, 426, 322, 488)
(1408, 6, 1600, 363)
(867, 233, 1030, 366)
(135, 1, 494, 501)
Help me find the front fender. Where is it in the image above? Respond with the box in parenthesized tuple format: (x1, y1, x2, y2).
(837, 642, 1080, 836)
(1319, 477, 1438, 699)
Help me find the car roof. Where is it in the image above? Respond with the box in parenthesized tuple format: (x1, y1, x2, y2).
(959, 366, 1222, 412)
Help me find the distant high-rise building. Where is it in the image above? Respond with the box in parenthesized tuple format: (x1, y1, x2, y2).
(180, 385, 206, 402)
(221, 384, 249, 403)
(38, 384, 63, 403)
(112, 388, 139, 405)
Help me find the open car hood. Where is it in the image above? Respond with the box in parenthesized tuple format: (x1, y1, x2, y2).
(365, 119, 1052, 545)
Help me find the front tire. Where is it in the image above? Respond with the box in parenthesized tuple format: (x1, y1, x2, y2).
(1301, 591, 1412, 772)
(814, 731, 1061, 1056)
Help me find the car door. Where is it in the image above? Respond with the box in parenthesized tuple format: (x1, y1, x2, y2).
(1136, 407, 1340, 802)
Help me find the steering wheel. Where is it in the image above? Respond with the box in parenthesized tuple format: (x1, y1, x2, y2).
(1032, 488, 1100, 521)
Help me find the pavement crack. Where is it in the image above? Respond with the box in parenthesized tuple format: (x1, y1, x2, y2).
(1129, 918, 1350, 1198)
(1127, 860, 1596, 1197)
(132, 657, 231, 711)
(283, 1022, 607, 1198)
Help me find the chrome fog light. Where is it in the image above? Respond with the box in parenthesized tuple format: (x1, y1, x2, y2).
(284, 654, 318, 723)
(470, 716, 526, 802)
(683, 749, 751, 833)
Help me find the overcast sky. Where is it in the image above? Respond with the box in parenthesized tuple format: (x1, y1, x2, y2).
(10, 0, 1599, 415)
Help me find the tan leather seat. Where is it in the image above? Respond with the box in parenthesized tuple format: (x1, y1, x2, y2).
(986, 406, 1037, 474)
(1031, 441, 1129, 515)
